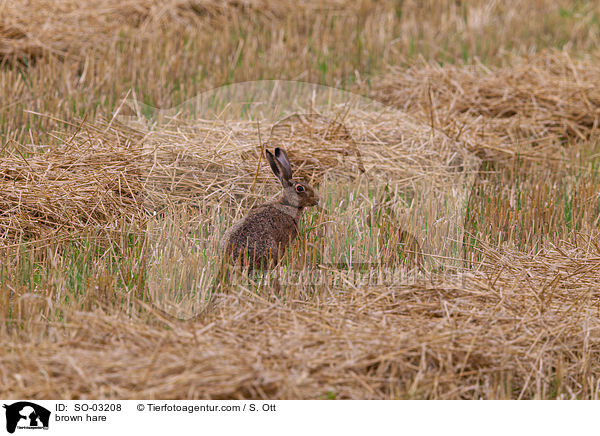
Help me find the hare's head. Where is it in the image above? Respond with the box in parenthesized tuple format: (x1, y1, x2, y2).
(265, 147, 319, 209)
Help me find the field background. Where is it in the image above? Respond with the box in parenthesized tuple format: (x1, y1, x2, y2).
(2, 0, 600, 399)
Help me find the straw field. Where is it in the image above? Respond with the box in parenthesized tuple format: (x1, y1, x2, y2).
(2, 0, 600, 399)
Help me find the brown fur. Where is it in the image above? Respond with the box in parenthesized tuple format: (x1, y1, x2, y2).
(221, 147, 319, 270)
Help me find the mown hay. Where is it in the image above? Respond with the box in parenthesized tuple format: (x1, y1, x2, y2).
(371, 51, 600, 154)
(0, 122, 146, 242)
(0, 0, 355, 62)
(3, 42, 600, 398)
(0, 95, 480, 245)
(2, 237, 599, 399)
(266, 113, 365, 184)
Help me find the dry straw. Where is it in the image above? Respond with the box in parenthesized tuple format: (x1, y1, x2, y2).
(371, 50, 600, 160)
(0, 0, 358, 62)
(3, 10, 600, 396)
(1, 84, 481, 244)
(2, 236, 599, 399)
(0, 119, 147, 242)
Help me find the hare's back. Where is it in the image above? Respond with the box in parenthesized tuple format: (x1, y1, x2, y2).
(222, 204, 297, 260)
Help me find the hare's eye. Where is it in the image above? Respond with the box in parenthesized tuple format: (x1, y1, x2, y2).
(296, 185, 305, 193)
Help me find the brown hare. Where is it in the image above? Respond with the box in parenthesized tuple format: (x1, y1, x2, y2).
(221, 147, 319, 271)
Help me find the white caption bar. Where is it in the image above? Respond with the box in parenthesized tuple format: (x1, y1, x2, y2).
(0, 400, 596, 435)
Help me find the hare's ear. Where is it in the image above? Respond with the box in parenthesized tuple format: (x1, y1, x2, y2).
(265, 149, 290, 187)
(274, 147, 293, 181)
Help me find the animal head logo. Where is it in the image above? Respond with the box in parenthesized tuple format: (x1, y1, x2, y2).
(3, 402, 50, 434)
